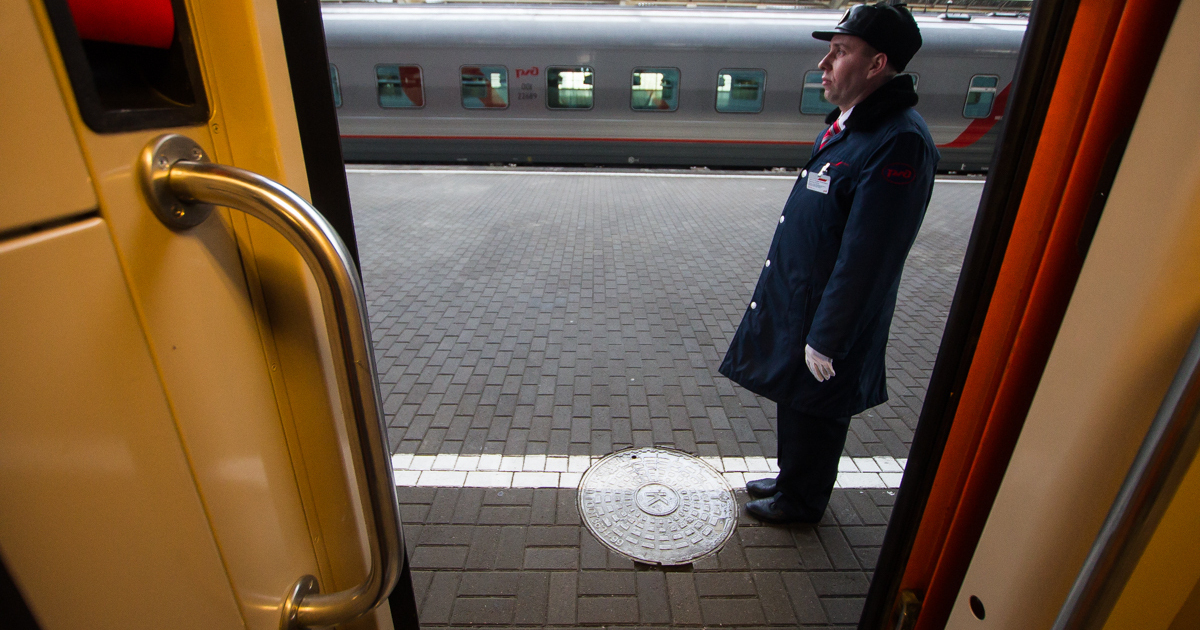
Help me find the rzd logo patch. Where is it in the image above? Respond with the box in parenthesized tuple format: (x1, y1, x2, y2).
(883, 163, 915, 185)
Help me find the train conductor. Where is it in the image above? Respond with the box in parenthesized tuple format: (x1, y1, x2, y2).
(719, 1, 939, 524)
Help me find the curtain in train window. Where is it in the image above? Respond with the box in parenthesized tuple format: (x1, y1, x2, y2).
(461, 66, 509, 109)
(716, 70, 765, 113)
(547, 67, 593, 109)
(631, 68, 679, 111)
(376, 65, 424, 108)
(963, 75, 999, 118)
(330, 64, 342, 108)
(800, 70, 834, 115)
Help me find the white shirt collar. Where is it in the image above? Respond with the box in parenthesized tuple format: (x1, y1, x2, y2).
(837, 106, 854, 128)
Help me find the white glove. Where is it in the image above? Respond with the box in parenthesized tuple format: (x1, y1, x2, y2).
(805, 344, 835, 382)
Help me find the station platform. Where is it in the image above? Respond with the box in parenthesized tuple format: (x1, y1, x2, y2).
(350, 166, 985, 628)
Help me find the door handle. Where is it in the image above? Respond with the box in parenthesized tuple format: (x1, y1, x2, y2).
(137, 134, 401, 630)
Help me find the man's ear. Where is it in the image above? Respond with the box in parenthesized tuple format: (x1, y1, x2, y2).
(869, 52, 890, 78)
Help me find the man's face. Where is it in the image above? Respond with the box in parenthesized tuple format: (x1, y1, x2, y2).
(817, 34, 887, 110)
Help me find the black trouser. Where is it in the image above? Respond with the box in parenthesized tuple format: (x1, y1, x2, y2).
(773, 405, 851, 520)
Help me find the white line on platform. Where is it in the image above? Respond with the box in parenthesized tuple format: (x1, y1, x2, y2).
(392, 454, 906, 490)
(345, 167, 985, 185)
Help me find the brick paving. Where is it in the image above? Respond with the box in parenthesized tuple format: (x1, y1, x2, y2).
(350, 167, 983, 628)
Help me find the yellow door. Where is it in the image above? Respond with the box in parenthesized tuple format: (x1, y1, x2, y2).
(0, 1, 406, 628)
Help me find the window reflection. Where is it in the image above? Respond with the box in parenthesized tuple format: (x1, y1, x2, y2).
(963, 75, 999, 118)
(330, 65, 342, 108)
(716, 69, 765, 113)
(632, 68, 679, 111)
(800, 70, 834, 115)
(376, 65, 424, 108)
(547, 66, 594, 109)
(462, 66, 509, 109)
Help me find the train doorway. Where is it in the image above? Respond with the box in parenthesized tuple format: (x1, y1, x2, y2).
(0, 0, 415, 628)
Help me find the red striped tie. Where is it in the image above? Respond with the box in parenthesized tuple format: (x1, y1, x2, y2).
(818, 119, 842, 150)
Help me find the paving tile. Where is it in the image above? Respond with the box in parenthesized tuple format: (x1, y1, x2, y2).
(410, 545, 468, 569)
(823, 597, 867, 625)
(513, 571, 550, 625)
(782, 572, 828, 625)
(458, 571, 521, 596)
(810, 572, 871, 597)
(450, 597, 514, 625)
(546, 572, 577, 625)
(752, 572, 799, 626)
(693, 572, 757, 597)
(579, 571, 637, 595)
(524, 547, 579, 570)
(420, 572, 460, 625)
(578, 596, 640, 624)
(665, 572, 703, 625)
(699, 597, 766, 626)
(637, 570, 672, 624)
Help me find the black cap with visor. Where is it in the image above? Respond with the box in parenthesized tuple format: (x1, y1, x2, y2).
(812, 1, 923, 72)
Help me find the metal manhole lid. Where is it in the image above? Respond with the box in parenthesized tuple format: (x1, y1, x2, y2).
(577, 447, 737, 566)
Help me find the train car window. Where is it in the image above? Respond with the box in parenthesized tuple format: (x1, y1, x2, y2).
(330, 64, 342, 108)
(716, 69, 765, 113)
(376, 65, 424, 108)
(963, 75, 1000, 118)
(800, 70, 835, 115)
(547, 66, 594, 109)
(631, 68, 679, 111)
(462, 65, 509, 109)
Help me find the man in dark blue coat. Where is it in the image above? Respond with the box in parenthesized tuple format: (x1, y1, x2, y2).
(719, 1, 939, 523)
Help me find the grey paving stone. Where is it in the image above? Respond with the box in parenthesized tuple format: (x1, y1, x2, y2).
(513, 571, 550, 625)
(693, 571, 757, 597)
(546, 572, 578, 625)
(578, 596, 640, 624)
(579, 570, 637, 595)
(450, 597, 514, 625)
(637, 570, 672, 624)
(458, 571, 520, 596)
(699, 597, 767, 626)
(752, 572, 800, 626)
(666, 572, 703, 625)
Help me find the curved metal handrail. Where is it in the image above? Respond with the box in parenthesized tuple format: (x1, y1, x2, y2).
(137, 134, 401, 630)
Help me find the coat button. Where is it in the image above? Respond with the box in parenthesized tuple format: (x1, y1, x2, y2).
(764, 260, 770, 268)
(801, 169, 808, 177)
(779, 215, 785, 224)
(750, 301, 757, 310)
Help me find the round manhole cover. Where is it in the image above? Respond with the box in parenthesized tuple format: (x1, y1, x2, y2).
(578, 447, 737, 565)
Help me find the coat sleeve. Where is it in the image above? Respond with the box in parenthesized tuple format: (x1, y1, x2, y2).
(805, 131, 934, 360)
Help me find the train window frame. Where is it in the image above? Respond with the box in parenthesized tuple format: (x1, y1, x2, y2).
(330, 64, 342, 108)
(545, 66, 595, 110)
(800, 70, 835, 116)
(963, 74, 1000, 118)
(461, 65, 510, 110)
(375, 64, 425, 109)
(715, 68, 766, 114)
(630, 67, 680, 112)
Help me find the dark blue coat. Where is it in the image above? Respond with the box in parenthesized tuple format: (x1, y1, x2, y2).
(719, 76, 938, 417)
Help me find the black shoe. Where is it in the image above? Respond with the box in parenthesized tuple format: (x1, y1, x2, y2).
(745, 497, 818, 525)
(745, 477, 777, 499)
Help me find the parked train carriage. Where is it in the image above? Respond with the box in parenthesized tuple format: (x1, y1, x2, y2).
(323, 5, 1027, 171)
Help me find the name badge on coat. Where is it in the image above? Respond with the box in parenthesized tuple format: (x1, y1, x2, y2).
(807, 169, 831, 194)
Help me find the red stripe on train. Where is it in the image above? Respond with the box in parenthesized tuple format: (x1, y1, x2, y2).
(340, 134, 811, 146)
(342, 85, 1012, 150)
(940, 83, 1012, 149)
